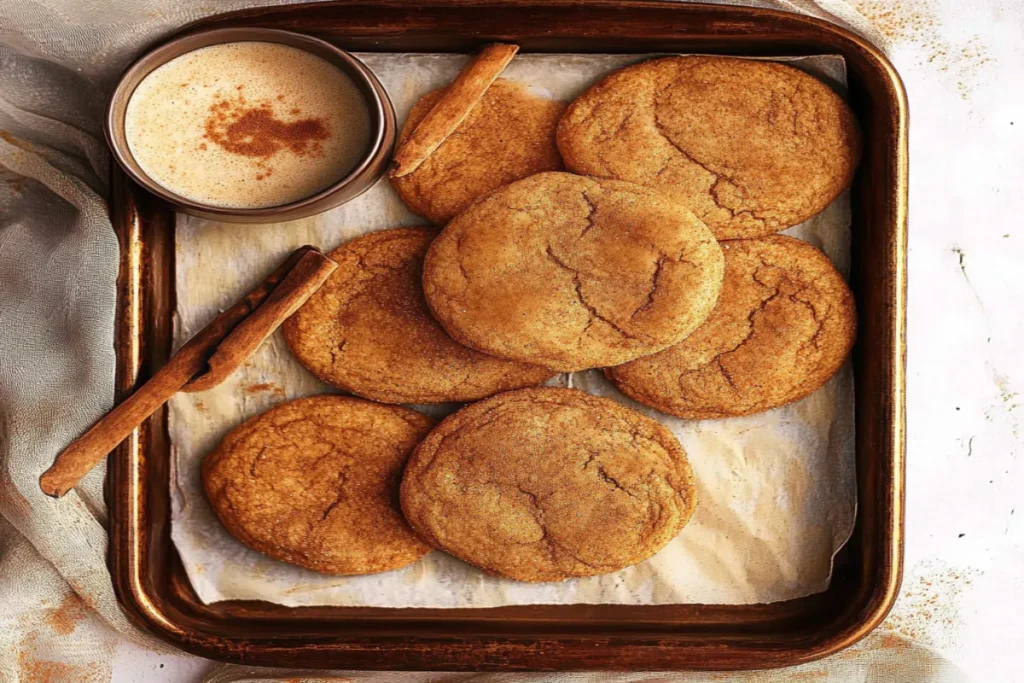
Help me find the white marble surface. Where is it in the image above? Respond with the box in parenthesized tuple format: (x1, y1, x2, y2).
(852, 0, 1024, 678)
(110, 0, 1024, 680)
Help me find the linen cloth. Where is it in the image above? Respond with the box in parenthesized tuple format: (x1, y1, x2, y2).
(0, 1, 967, 681)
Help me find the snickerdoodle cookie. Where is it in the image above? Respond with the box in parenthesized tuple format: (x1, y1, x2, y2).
(283, 228, 553, 404)
(400, 387, 697, 582)
(392, 79, 565, 224)
(606, 236, 856, 419)
(202, 395, 433, 575)
(557, 56, 860, 239)
(422, 172, 724, 372)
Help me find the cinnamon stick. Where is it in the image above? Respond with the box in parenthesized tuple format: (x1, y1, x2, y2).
(390, 43, 519, 178)
(39, 247, 337, 498)
(183, 250, 336, 391)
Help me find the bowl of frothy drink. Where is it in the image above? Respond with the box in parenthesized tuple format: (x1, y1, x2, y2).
(107, 28, 395, 222)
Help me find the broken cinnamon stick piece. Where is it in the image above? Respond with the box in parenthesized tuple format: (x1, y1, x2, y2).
(390, 43, 519, 178)
(38, 247, 337, 499)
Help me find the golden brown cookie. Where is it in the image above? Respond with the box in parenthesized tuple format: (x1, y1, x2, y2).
(606, 236, 856, 419)
(400, 387, 697, 582)
(202, 395, 433, 575)
(391, 79, 565, 224)
(283, 228, 554, 404)
(422, 172, 725, 372)
(557, 56, 860, 239)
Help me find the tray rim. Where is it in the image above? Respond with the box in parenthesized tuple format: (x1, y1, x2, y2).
(106, 0, 908, 671)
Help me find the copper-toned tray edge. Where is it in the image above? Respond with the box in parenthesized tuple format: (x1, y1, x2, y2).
(106, 0, 908, 671)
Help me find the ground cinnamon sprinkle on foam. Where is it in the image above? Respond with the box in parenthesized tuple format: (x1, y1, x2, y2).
(18, 653, 78, 683)
(203, 96, 331, 171)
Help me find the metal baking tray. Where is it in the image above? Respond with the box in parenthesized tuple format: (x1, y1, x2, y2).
(106, 0, 907, 671)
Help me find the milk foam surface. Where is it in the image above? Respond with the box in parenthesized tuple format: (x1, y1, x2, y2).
(125, 42, 372, 209)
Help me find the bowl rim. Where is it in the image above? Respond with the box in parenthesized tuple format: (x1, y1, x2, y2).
(105, 26, 395, 222)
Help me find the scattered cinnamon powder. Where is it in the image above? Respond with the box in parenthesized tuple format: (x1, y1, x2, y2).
(2, 168, 26, 194)
(850, 0, 936, 42)
(16, 630, 107, 683)
(881, 562, 978, 648)
(0, 129, 35, 152)
(851, 0, 993, 102)
(242, 381, 286, 398)
(45, 593, 89, 636)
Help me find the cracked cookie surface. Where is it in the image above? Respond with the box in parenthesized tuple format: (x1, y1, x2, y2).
(606, 236, 856, 419)
(400, 387, 697, 582)
(422, 172, 725, 372)
(392, 79, 565, 225)
(283, 228, 554, 404)
(202, 395, 433, 575)
(557, 56, 860, 240)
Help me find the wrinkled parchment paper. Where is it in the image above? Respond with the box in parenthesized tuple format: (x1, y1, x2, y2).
(169, 53, 855, 607)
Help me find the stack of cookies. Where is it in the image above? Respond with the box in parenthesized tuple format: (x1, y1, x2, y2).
(203, 46, 859, 582)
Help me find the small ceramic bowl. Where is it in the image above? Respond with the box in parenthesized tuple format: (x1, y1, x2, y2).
(105, 27, 396, 223)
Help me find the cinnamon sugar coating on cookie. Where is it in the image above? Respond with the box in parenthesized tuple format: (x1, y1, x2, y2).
(392, 79, 565, 224)
(202, 396, 433, 575)
(400, 387, 697, 582)
(606, 236, 856, 419)
(284, 228, 553, 404)
(558, 56, 860, 239)
(423, 172, 724, 372)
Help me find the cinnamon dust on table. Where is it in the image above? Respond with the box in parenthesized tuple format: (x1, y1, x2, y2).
(202, 94, 331, 180)
(45, 593, 89, 636)
(17, 629, 107, 683)
(18, 652, 77, 683)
